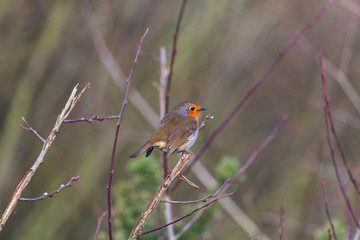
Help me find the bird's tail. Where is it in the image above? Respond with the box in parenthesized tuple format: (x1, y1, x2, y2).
(129, 141, 152, 158)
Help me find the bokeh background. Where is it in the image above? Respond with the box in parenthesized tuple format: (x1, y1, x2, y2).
(1, 0, 360, 239)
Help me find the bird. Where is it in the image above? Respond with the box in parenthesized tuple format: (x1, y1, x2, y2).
(129, 101, 206, 158)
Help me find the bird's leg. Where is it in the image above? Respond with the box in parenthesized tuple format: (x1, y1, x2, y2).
(180, 151, 191, 161)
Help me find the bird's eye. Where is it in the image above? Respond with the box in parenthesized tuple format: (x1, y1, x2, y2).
(190, 107, 195, 111)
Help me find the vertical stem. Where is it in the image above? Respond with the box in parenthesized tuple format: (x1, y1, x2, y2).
(107, 28, 149, 240)
(165, 0, 188, 113)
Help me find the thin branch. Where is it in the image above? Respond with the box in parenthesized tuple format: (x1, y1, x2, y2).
(319, 55, 360, 196)
(93, 212, 107, 240)
(107, 28, 149, 240)
(140, 192, 234, 237)
(19, 117, 45, 142)
(20, 176, 80, 201)
(328, 228, 333, 240)
(169, 0, 333, 193)
(279, 202, 285, 240)
(173, 208, 204, 239)
(170, 115, 286, 238)
(319, 53, 359, 228)
(187, 115, 287, 239)
(232, 115, 287, 188)
(0, 83, 89, 232)
(198, 114, 214, 130)
(277, 79, 360, 129)
(178, 114, 287, 240)
(165, 0, 188, 113)
(64, 115, 119, 123)
(344, 180, 353, 240)
(128, 152, 192, 240)
(80, 0, 159, 128)
(161, 178, 231, 205)
(321, 181, 338, 240)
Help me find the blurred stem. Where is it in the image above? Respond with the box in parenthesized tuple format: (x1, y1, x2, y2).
(164, 196, 175, 240)
(0, 0, 74, 196)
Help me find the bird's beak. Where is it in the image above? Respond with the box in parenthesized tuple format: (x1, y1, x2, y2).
(199, 107, 207, 111)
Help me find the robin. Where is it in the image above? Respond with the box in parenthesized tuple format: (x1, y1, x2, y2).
(129, 101, 206, 158)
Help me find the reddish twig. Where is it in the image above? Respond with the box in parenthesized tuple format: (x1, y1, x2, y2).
(198, 114, 214, 130)
(93, 212, 107, 240)
(319, 55, 360, 195)
(140, 192, 234, 237)
(327, 228, 332, 240)
(19, 117, 45, 142)
(344, 180, 353, 240)
(80, 0, 158, 127)
(19, 176, 79, 201)
(165, 0, 188, 113)
(174, 116, 286, 240)
(107, 28, 149, 240)
(227, 115, 287, 190)
(64, 115, 119, 123)
(199, 115, 287, 199)
(161, 178, 231, 205)
(319, 53, 359, 228)
(169, 0, 333, 193)
(321, 181, 338, 240)
(279, 202, 285, 240)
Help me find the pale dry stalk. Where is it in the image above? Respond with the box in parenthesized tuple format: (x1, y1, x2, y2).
(128, 152, 191, 240)
(0, 83, 89, 232)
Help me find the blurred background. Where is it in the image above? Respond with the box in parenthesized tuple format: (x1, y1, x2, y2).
(1, 0, 359, 239)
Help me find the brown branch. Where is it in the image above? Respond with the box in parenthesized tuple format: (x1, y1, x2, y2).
(0, 83, 89, 232)
(141, 192, 234, 237)
(80, 0, 159, 128)
(161, 178, 231, 205)
(19, 176, 80, 202)
(128, 152, 191, 240)
(171, 115, 286, 239)
(107, 28, 149, 240)
(64, 115, 119, 123)
(165, 0, 188, 113)
(169, 0, 333, 193)
(319, 53, 359, 228)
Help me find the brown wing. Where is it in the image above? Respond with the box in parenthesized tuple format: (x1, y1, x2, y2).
(166, 118, 198, 156)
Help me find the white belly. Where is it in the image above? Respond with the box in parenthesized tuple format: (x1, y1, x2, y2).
(177, 129, 198, 152)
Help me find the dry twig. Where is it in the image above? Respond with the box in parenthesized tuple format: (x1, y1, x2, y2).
(19, 176, 80, 202)
(0, 83, 89, 232)
(128, 152, 191, 240)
